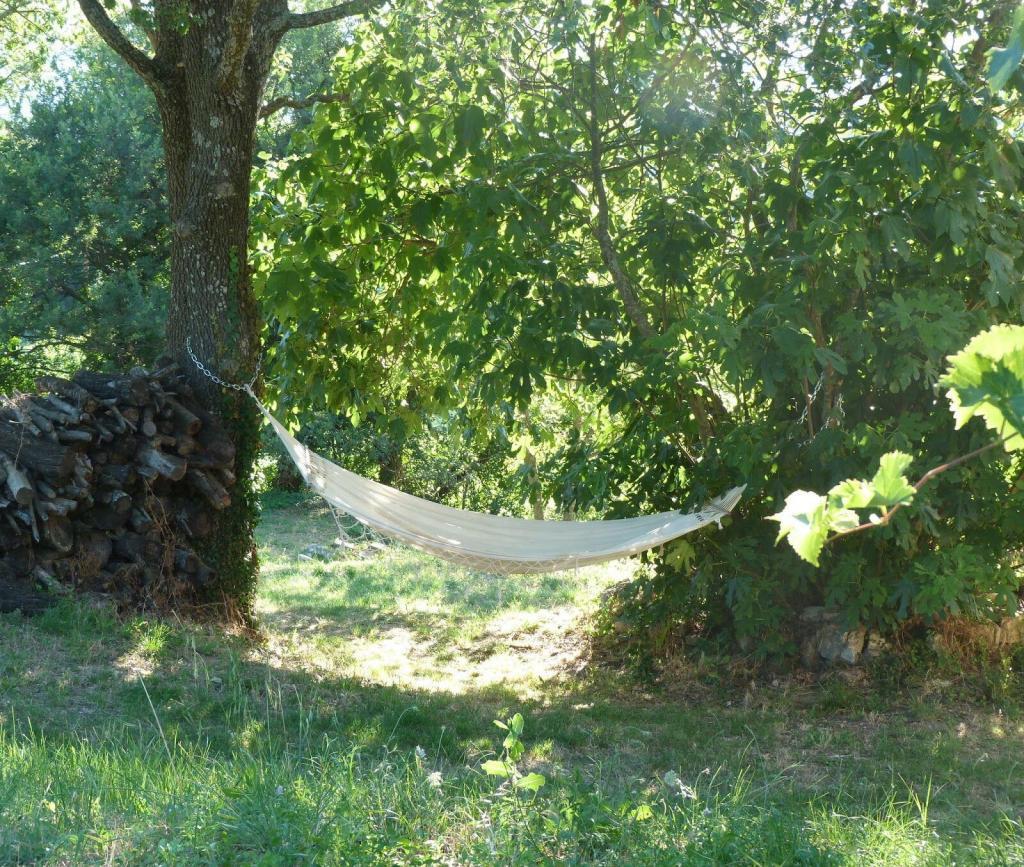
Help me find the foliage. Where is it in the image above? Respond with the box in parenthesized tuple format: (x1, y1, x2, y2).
(481, 712, 547, 793)
(256, 0, 1024, 652)
(771, 324, 1024, 622)
(0, 38, 168, 390)
(0, 0, 63, 104)
(987, 4, 1024, 90)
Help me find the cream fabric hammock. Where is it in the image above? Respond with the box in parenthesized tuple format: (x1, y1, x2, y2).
(255, 394, 744, 575)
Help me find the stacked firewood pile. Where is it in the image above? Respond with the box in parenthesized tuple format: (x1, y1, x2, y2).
(0, 364, 235, 613)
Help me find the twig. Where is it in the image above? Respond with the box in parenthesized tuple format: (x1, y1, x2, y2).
(829, 437, 1009, 544)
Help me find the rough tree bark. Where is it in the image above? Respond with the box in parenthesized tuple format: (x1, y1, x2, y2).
(76, 0, 378, 615)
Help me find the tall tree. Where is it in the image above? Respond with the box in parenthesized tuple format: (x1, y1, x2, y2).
(258, 0, 1024, 650)
(0, 40, 168, 391)
(74, 0, 379, 611)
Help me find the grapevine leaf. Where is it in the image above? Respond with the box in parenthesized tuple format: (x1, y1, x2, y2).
(481, 760, 509, 777)
(870, 452, 916, 506)
(943, 324, 1024, 451)
(770, 490, 830, 566)
(513, 772, 546, 792)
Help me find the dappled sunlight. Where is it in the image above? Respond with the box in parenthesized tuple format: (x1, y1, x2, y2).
(256, 526, 600, 698)
(255, 512, 625, 700)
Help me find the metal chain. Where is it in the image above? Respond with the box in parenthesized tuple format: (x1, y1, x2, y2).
(185, 336, 261, 392)
(797, 372, 825, 427)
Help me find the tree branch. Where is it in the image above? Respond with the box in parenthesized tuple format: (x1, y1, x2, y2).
(259, 90, 350, 118)
(583, 36, 717, 441)
(285, 0, 381, 30)
(219, 0, 261, 93)
(585, 39, 654, 341)
(76, 0, 161, 90)
(829, 438, 1009, 544)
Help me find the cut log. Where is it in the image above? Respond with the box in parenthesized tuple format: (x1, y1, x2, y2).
(175, 499, 212, 538)
(36, 375, 99, 412)
(97, 489, 132, 516)
(25, 406, 55, 434)
(32, 565, 69, 595)
(141, 406, 158, 438)
(39, 514, 73, 554)
(113, 532, 147, 562)
(186, 468, 230, 510)
(72, 371, 150, 405)
(38, 497, 78, 518)
(3, 394, 42, 437)
(0, 429, 75, 480)
(164, 397, 201, 436)
(129, 507, 153, 533)
(98, 464, 137, 488)
(0, 455, 33, 506)
(89, 505, 130, 532)
(57, 429, 94, 444)
(0, 574, 54, 614)
(138, 446, 187, 481)
(40, 394, 85, 423)
(174, 548, 199, 573)
(75, 533, 112, 578)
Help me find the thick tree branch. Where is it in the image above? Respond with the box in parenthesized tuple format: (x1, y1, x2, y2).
(285, 0, 381, 30)
(76, 0, 161, 89)
(219, 0, 261, 93)
(259, 90, 350, 118)
(585, 44, 654, 341)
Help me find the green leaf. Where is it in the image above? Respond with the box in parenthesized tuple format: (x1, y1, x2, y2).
(828, 478, 874, 510)
(664, 539, 696, 569)
(481, 760, 510, 777)
(943, 324, 1024, 450)
(455, 104, 486, 151)
(509, 712, 524, 736)
(870, 452, 916, 506)
(513, 772, 546, 792)
(769, 490, 830, 566)
(630, 804, 654, 821)
(987, 6, 1024, 92)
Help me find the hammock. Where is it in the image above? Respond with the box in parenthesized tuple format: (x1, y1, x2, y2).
(255, 394, 744, 575)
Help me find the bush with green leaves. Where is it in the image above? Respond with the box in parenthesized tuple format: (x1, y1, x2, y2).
(256, 0, 1024, 654)
(772, 324, 1024, 618)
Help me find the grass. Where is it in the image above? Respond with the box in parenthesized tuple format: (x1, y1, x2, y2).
(0, 490, 1021, 864)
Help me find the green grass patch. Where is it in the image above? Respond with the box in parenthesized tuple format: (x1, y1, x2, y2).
(0, 494, 1021, 863)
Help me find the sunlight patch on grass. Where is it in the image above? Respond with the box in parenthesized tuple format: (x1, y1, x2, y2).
(255, 509, 626, 698)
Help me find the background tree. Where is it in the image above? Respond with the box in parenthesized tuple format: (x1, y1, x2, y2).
(0, 40, 168, 392)
(0, 0, 62, 102)
(258, 0, 1024, 654)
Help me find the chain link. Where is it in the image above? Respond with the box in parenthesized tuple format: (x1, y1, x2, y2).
(185, 336, 261, 392)
(797, 372, 825, 427)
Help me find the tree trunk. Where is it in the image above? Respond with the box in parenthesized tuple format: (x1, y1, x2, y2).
(378, 445, 404, 487)
(156, 5, 283, 614)
(75, 0, 377, 616)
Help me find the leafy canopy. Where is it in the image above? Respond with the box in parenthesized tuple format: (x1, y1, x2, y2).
(256, 0, 1024, 648)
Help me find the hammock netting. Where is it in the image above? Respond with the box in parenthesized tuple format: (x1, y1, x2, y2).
(258, 397, 744, 575)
